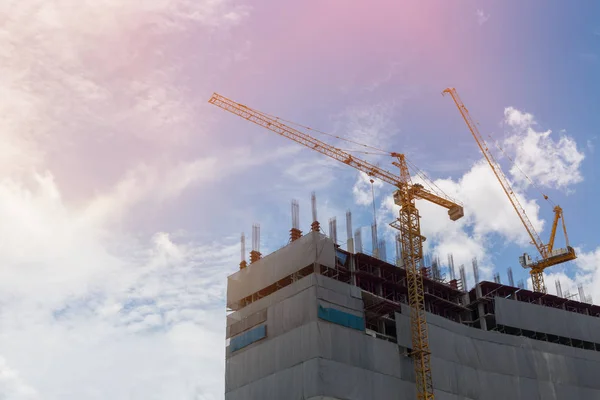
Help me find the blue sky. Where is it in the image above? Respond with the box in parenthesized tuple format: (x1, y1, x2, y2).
(0, 0, 599, 398)
(203, 0, 599, 288)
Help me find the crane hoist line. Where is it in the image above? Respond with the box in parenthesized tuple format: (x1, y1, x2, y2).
(209, 92, 464, 400)
(443, 87, 576, 294)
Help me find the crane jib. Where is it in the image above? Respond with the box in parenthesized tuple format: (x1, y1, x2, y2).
(209, 93, 463, 216)
(443, 87, 576, 294)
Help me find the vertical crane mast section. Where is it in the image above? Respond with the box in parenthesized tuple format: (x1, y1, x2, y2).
(442, 88, 547, 258)
(395, 155, 434, 400)
(210, 93, 464, 400)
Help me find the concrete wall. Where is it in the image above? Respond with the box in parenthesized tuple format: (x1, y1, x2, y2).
(397, 305, 600, 399)
(226, 274, 413, 399)
(495, 296, 600, 343)
(226, 271, 600, 399)
(227, 232, 335, 310)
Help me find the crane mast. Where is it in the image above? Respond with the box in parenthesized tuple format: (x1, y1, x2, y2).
(394, 155, 434, 400)
(443, 87, 576, 293)
(210, 92, 464, 400)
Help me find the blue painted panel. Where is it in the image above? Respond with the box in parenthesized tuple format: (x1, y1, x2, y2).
(230, 324, 267, 352)
(318, 305, 365, 331)
(335, 250, 348, 266)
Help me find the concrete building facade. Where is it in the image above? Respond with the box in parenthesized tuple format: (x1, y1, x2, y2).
(225, 232, 600, 399)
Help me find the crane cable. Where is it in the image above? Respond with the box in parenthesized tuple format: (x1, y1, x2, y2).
(239, 98, 551, 208)
(254, 105, 458, 203)
(484, 131, 555, 207)
(255, 109, 391, 156)
(405, 158, 458, 204)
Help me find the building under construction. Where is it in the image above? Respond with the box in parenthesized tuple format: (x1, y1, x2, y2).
(225, 213, 600, 399)
(210, 88, 598, 399)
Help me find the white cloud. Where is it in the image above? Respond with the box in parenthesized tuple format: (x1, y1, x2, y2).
(376, 106, 585, 290)
(503, 107, 585, 191)
(0, 139, 305, 398)
(476, 9, 490, 26)
(504, 107, 535, 131)
(353, 171, 384, 206)
(0, 357, 39, 400)
(283, 155, 339, 190)
(335, 101, 399, 151)
(0, 0, 252, 399)
(572, 247, 600, 302)
(377, 159, 545, 288)
(0, 170, 238, 398)
(418, 161, 543, 282)
(82, 159, 219, 225)
(0, 0, 251, 183)
(543, 246, 600, 305)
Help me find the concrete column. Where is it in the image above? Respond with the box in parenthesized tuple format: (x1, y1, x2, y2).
(349, 254, 357, 286)
(475, 283, 487, 331)
(347, 238, 354, 254)
(477, 302, 488, 331)
(475, 283, 483, 299)
(461, 293, 470, 306)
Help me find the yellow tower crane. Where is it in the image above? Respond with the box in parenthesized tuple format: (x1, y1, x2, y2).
(209, 93, 464, 400)
(443, 87, 576, 293)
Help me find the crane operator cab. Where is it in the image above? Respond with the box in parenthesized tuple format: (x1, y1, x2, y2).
(519, 253, 533, 268)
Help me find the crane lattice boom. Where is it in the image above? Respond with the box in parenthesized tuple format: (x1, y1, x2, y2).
(442, 88, 545, 257)
(443, 87, 576, 293)
(209, 93, 463, 220)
